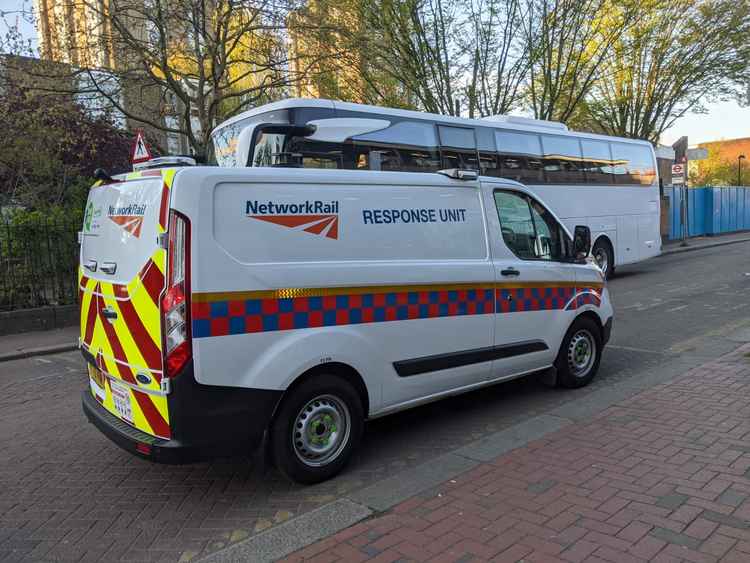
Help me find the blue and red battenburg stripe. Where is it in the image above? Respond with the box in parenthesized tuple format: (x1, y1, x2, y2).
(191, 283, 603, 339)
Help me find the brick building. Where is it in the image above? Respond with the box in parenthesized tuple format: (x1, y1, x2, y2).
(693, 138, 750, 186)
(31, 0, 189, 155)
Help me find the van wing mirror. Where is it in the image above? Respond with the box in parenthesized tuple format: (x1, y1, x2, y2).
(573, 225, 591, 258)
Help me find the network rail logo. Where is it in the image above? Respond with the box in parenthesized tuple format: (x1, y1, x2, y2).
(245, 200, 340, 240)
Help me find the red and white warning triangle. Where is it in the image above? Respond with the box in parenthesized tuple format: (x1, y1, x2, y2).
(131, 130, 152, 164)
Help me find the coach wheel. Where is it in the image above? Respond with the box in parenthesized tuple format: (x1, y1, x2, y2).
(555, 317, 602, 389)
(592, 239, 614, 279)
(271, 374, 363, 484)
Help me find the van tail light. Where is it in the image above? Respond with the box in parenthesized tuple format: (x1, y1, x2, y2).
(161, 210, 191, 377)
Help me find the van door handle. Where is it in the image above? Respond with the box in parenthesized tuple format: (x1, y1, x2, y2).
(500, 267, 520, 277)
(101, 306, 118, 322)
(84, 260, 97, 272)
(100, 262, 117, 275)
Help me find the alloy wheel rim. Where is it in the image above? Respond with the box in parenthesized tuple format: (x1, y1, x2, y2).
(567, 330, 596, 378)
(292, 394, 351, 467)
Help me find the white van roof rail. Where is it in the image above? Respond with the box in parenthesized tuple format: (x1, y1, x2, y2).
(437, 169, 479, 181)
(133, 156, 197, 171)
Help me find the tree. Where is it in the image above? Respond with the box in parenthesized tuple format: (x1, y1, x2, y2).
(690, 146, 748, 187)
(581, 0, 750, 143)
(463, 0, 530, 118)
(287, 0, 417, 108)
(365, 0, 530, 117)
(297, 0, 529, 117)
(367, 0, 468, 116)
(0, 0, 35, 57)
(56, 0, 303, 161)
(0, 83, 137, 209)
(521, 0, 637, 123)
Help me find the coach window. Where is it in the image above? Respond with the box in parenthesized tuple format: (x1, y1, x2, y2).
(252, 129, 286, 167)
(286, 137, 344, 169)
(541, 135, 585, 184)
(438, 125, 480, 170)
(494, 191, 570, 261)
(350, 121, 440, 172)
(495, 131, 545, 184)
(476, 126, 500, 176)
(581, 139, 614, 184)
(612, 143, 656, 186)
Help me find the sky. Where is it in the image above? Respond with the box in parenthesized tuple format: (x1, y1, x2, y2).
(4, 0, 749, 147)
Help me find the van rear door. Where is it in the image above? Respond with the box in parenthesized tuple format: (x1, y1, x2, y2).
(79, 171, 172, 439)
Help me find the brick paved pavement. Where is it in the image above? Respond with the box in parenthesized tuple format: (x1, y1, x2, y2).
(283, 343, 750, 563)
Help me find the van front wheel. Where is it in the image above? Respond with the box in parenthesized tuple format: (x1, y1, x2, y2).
(270, 374, 363, 484)
(555, 317, 602, 389)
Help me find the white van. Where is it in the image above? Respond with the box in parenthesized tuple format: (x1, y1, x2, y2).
(79, 166, 612, 483)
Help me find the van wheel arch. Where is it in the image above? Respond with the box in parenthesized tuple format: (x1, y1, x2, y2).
(275, 362, 370, 420)
(555, 313, 604, 388)
(268, 364, 368, 483)
(573, 311, 604, 340)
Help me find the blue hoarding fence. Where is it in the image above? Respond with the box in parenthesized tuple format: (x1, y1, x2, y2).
(666, 186, 750, 240)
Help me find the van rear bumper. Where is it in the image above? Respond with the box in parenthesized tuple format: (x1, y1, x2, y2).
(83, 391, 198, 463)
(82, 362, 284, 464)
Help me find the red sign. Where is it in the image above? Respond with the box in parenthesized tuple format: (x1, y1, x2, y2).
(131, 130, 152, 164)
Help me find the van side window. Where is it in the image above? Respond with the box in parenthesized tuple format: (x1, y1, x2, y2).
(494, 191, 570, 261)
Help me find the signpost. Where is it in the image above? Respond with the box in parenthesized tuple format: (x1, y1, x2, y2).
(672, 137, 689, 246)
(670, 139, 708, 246)
(671, 163, 685, 185)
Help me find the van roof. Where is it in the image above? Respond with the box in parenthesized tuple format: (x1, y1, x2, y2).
(213, 98, 653, 148)
(171, 165, 529, 191)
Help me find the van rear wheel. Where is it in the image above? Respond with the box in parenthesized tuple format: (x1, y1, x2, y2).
(270, 374, 363, 484)
(555, 317, 602, 389)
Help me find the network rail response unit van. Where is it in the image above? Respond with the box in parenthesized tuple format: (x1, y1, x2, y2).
(79, 166, 612, 483)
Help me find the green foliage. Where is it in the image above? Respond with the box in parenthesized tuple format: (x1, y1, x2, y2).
(0, 84, 134, 210)
(690, 147, 747, 187)
(579, 0, 750, 142)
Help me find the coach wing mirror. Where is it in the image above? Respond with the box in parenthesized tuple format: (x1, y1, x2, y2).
(573, 225, 591, 260)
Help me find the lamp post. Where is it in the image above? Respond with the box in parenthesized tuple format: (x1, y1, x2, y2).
(739, 155, 746, 186)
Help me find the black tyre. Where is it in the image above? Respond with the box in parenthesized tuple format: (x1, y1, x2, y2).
(592, 239, 614, 279)
(270, 374, 364, 484)
(555, 317, 602, 389)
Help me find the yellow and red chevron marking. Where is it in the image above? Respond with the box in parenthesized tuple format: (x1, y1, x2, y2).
(79, 169, 176, 438)
(79, 255, 170, 438)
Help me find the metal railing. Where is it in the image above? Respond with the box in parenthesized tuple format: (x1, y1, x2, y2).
(0, 217, 80, 311)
